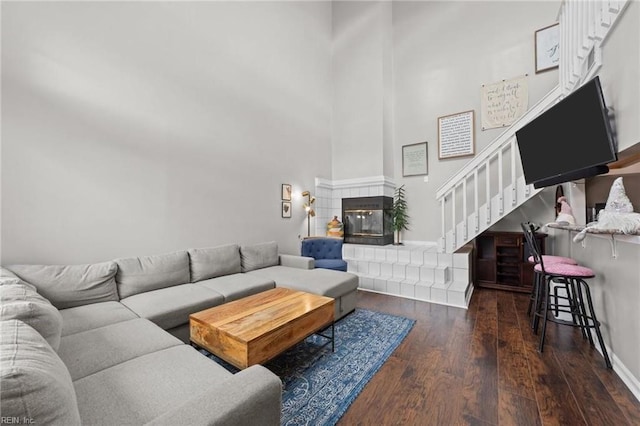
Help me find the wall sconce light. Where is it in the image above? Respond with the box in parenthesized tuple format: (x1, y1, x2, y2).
(302, 190, 316, 237)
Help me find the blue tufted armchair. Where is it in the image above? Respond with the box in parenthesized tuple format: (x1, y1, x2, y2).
(301, 237, 348, 272)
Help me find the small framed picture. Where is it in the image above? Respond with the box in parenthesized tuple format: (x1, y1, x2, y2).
(402, 142, 428, 177)
(282, 201, 291, 218)
(535, 23, 560, 73)
(281, 184, 292, 201)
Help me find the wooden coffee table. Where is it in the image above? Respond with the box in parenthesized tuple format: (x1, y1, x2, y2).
(190, 287, 335, 369)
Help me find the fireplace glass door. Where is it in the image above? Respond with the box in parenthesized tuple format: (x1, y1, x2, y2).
(342, 196, 393, 245)
(343, 209, 384, 237)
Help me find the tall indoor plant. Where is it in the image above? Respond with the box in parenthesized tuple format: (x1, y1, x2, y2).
(392, 185, 410, 245)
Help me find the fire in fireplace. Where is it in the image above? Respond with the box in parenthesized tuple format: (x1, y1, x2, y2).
(342, 196, 393, 245)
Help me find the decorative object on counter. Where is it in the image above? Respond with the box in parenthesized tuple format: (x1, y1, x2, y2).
(302, 190, 316, 237)
(392, 185, 410, 245)
(554, 185, 564, 218)
(555, 196, 576, 225)
(574, 177, 640, 242)
(326, 216, 344, 238)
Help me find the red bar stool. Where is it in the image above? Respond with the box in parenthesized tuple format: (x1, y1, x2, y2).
(523, 223, 612, 368)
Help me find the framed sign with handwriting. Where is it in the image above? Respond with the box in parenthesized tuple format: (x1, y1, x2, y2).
(535, 23, 559, 73)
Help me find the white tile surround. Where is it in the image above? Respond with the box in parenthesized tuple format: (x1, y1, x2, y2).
(313, 176, 396, 238)
(343, 242, 474, 309)
(313, 175, 473, 308)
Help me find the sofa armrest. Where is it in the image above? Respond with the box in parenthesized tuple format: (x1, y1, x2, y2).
(146, 365, 282, 426)
(279, 254, 314, 270)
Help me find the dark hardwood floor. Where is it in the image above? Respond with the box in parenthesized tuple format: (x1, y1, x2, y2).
(338, 289, 640, 426)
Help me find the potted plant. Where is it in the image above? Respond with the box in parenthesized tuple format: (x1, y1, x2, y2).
(392, 185, 410, 245)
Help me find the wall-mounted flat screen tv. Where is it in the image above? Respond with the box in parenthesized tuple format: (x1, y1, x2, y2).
(515, 76, 617, 189)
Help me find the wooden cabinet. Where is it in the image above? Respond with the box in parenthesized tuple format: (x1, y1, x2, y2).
(474, 231, 546, 293)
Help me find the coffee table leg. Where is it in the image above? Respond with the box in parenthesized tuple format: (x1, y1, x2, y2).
(331, 322, 335, 352)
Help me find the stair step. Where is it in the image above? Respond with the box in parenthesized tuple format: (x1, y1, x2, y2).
(345, 242, 472, 309)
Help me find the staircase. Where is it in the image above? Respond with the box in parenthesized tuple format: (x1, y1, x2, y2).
(344, 242, 473, 308)
(437, 0, 630, 255)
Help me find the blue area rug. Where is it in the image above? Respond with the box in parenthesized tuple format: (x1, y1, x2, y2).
(199, 309, 415, 426)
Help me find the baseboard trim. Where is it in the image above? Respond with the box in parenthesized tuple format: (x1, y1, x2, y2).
(587, 329, 640, 403)
(357, 287, 469, 310)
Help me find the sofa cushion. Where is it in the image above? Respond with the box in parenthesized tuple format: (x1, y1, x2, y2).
(314, 259, 348, 272)
(7, 262, 118, 309)
(0, 281, 63, 351)
(58, 318, 182, 381)
(60, 301, 138, 337)
(0, 320, 82, 425)
(116, 251, 190, 299)
(120, 284, 224, 330)
(73, 345, 231, 425)
(0, 276, 37, 291)
(240, 241, 279, 272)
(195, 273, 275, 302)
(248, 266, 359, 299)
(1, 266, 20, 280)
(188, 244, 241, 282)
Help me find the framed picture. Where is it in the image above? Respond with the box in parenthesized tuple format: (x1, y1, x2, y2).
(402, 142, 428, 177)
(282, 201, 292, 218)
(535, 23, 560, 73)
(438, 110, 475, 159)
(281, 184, 292, 201)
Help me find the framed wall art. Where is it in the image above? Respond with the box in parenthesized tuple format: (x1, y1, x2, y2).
(402, 142, 428, 177)
(438, 110, 475, 159)
(480, 75, 528, 130)
(282, 201, 291, 218)
(535, 23, 560, 73)
(281, 184, 292, 201)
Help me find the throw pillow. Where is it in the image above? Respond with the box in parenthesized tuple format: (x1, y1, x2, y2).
(0, 320, 82, 425)
(240, 242, 279, 272)
(6, 262, 119, 310)
(115, 251, 190, 299)
(188, 244, 241, 282)
(1, 267, 19, 280)
(0, 281, 63, 351)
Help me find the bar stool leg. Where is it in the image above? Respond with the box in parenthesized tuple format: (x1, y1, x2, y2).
(527, 272, 537, 316)
(529, 271, 541, 329)
(532, 272, 547, 333)
(566, 278, 589, 340)
(538, 275, 552, 352)
(579, 278, 612, 369)
(574, 279, 595, 346)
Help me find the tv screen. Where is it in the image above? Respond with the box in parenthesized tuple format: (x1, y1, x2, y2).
(515, 76, 617, 188)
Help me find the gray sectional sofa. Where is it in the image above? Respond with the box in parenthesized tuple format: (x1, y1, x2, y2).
(0, 241, 358, 425)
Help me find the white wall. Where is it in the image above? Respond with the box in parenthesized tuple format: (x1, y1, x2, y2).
(332, 1, 392, 180)
(392, 1, 560, 242)
(599, 0, 640, 153)
(553, 230, 640, 396)
(1, 1, 332, 264)
(551, 1, 640, 398)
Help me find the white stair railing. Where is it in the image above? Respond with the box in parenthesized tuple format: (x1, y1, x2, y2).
(437, 0, 629, 254)
(436, 87, 561, 253)
(560, 0, 629, 94)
